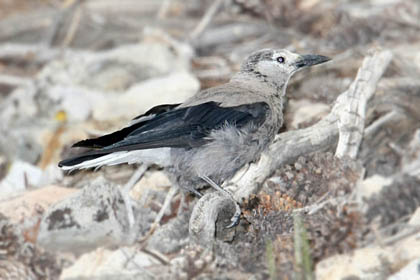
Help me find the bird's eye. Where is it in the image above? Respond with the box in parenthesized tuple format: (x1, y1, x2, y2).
(276, 56, 285, 63)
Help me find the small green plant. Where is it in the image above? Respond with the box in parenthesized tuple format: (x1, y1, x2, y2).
(294, 213, 314, 280)
(266, 238, 277, 280)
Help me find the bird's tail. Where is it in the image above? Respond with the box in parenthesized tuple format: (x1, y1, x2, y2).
(59, 148, 171, 171)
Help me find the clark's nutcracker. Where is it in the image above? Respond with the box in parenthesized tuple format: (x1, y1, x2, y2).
(59, 49, 330, 227)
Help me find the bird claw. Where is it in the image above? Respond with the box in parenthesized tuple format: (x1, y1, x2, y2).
(225, 212, 241, 228)
(198, 175, 241, 228)
(225, 200, 241, 229)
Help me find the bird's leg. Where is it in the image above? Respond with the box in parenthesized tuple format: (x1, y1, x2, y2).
(189, 188, 203, 198)
(200, 175, 241, 228)
(121, 164, 149, 228)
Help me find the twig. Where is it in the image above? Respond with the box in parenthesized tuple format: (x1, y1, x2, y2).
(364, 110, 401, 137)
(122, 164, 149, 228)
(141, 247, 170, 265)
(138, 185, 178, 245)
(120, 248, 157, 278)
(156, 0, 172, 19)
(61, 3, 83, 47)
(189, 0, 225, 41)
(43, 0, 83, 46)
(123, 164, 149, 194)
(383, 225, 420, 246)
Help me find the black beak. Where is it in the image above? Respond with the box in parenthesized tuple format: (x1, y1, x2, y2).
(295, 54, 331, 68)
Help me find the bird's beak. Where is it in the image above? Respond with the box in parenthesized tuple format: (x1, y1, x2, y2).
(294, 54, 331, 68)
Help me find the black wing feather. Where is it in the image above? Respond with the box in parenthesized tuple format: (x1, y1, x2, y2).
(73, 103, 180, 148)
(59, 101, 269, 167)
(101, 101, 268, 152)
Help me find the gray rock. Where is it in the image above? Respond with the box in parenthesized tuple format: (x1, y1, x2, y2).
(60, 247, 158, 280)
(147, 208, 190, 254)
(388, 258, 420, 280)
(37, 177, 132, 254)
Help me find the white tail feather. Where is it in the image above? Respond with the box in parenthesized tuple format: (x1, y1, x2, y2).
(61, 148, 171, 171)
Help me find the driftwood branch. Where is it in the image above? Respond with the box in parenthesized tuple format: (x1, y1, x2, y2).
(189, 49, 393, 244)
(335, 50, 393, 159)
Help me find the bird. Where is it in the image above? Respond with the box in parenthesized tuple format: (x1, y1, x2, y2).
(59, 49, 330, 228)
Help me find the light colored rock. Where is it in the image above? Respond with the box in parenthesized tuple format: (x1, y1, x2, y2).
(316, 247, 392, 280)
(148, 210, 190, 254)
(388, 258, 420, 280)
(393, 233, 420, 262)
(60, 247, 158, 280)
(37, 29, 194, 92)
(0, 185, 77, 223)
(92, 71, 199, 121)
(0, 126, 43, 164)
(316, 233, 420, 280)
(0, 161, 43, 197)
(36, 29, 198, 122)
(357, 174, 392, 201)
(37, 177, 133, 254)
(47, 86, 95, 122)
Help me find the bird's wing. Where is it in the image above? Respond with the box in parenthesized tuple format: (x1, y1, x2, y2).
(99, 101, 269, 152)
(68, 100, 268, 150)
(59, 101, 268, 168)
(73, 103, 181, 149)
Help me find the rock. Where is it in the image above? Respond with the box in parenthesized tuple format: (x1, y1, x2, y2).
(0, 126, 43, 165)
(37, 30, 193, 93)
(316, 234, 420, 280)
(46, 86, 95, 122)
(93, 71, 199, 121)
(316, 247, 392, 280)
(148, 209, 190, 254)
(357, 174, 392, 201)
(35, 29, 198, 122)
(37, 177, 133, 254)
(0, 185, 77, 224)
(60, 247, 159, 280)
(0, 161, 43, 196)
(388, 258, 420, 280)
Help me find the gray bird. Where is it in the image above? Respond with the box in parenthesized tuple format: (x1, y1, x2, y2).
(59, 49, 330, 227)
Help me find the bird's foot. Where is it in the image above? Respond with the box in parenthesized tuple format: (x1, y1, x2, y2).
(199, 175, 241, 228)
(226, 201, 241, 228)
(190, 188, 203, 198)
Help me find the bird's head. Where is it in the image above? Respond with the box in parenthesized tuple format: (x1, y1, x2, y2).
(238, 49, 330, 90)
